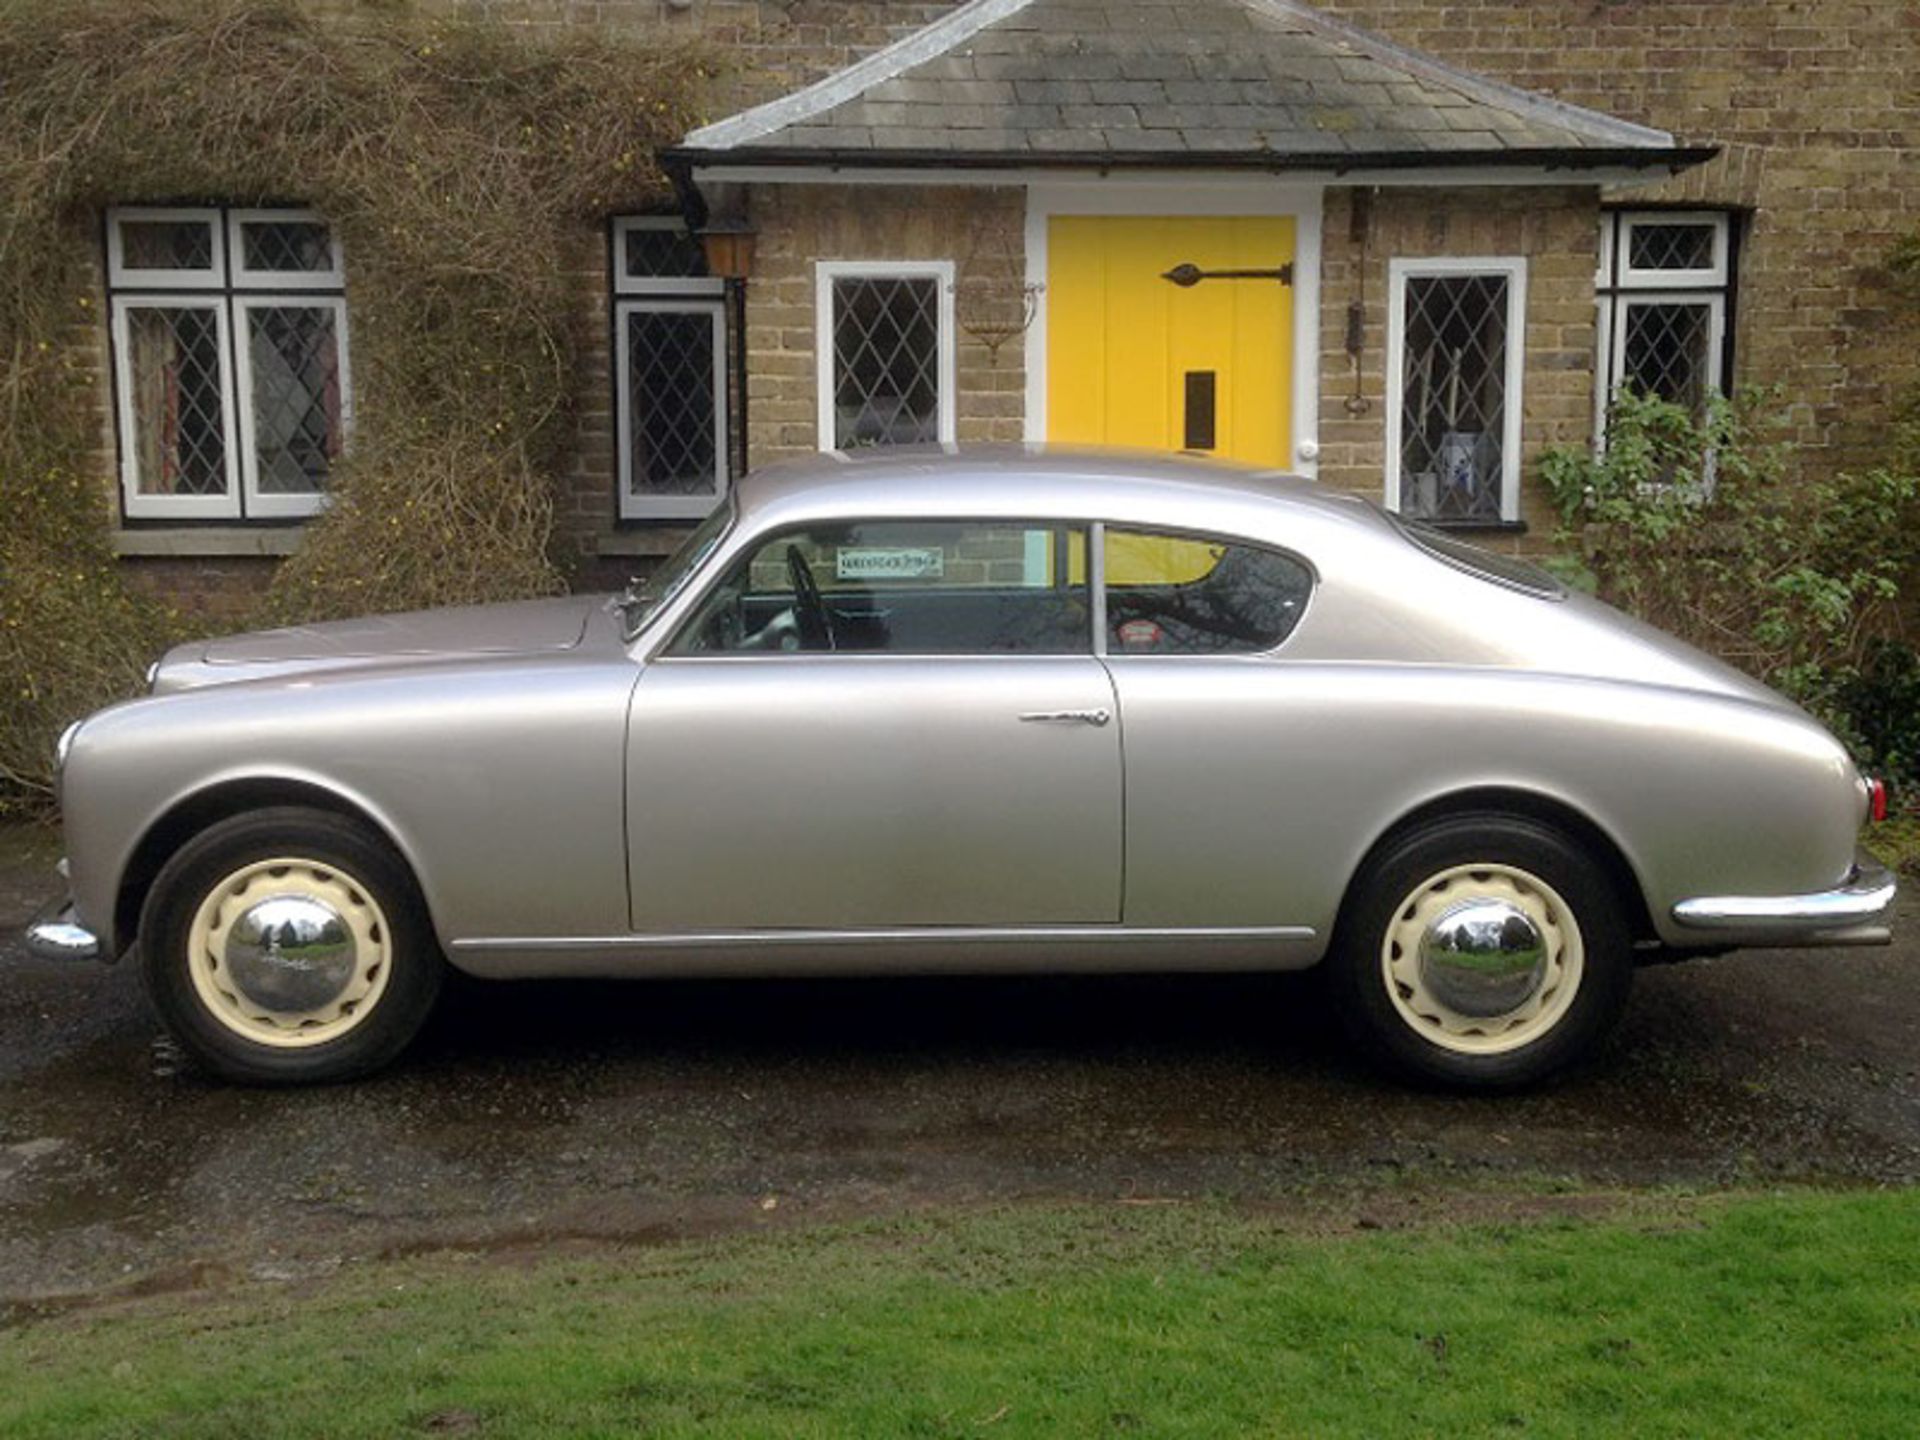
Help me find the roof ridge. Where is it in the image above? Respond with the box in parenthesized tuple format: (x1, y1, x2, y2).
(682, 0, 1039, 151)
(1244, 0, 1677, 148)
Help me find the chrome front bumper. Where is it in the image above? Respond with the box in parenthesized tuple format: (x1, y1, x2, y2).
(23, 859, 104, 963)
(1671, 852, 1897, 947)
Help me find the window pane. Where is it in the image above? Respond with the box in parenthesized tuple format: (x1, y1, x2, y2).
(119, 217, 215, 273)
(676, 521, 1089, 655)
(1628, 222, 1715, 273)
(241, 219, 335, 274)
(831, 276, 941, 448)
(246, 304, 344, 495)
(1104, 530, 1311, 655)
(125, 305, 228, 496)
(1622, 301, 1715, 413)
(627, 309, 719, 497)
(1397, 274, 1509, 524)
(624, 224, 709, 280)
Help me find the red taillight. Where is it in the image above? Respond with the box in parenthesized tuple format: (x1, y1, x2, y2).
(1868, 777, 1889, 824)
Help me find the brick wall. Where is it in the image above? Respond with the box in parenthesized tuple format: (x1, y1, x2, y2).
(741, 182, 1029, 470)
(556, 223, 619, 581)
(1317, 184, 1600, 541)
(1315, 0, 1920, 469)
(82, 0, 1917, 609)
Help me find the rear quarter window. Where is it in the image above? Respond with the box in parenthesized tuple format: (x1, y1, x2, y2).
(1104, 529, 1313, 655)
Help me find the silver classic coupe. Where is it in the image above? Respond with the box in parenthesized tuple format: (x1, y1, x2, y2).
(27, 447, 1896, 1087)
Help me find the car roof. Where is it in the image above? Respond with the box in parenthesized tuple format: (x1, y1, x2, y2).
(732, 444, 1383, 536)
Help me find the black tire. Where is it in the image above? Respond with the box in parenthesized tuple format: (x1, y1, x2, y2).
(138, 806, 443, 1084)
(1325, 813, 1633, 1091)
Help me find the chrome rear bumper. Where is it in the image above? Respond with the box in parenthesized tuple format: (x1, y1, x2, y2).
(1671, 852, 1897, 947)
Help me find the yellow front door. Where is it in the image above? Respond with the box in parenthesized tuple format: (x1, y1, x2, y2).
(1046, 215, 1294, 468)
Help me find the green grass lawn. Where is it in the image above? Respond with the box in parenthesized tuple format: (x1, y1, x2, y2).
(3, 1189, 1916, 1439)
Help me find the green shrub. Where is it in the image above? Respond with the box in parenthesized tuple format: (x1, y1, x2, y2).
(0, 0, 715, 809)
(1542, 388, 1920, 781)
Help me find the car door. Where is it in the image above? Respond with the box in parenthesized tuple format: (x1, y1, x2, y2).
(1095, 525, 1319, 929)
(625, 518, 1122, 932)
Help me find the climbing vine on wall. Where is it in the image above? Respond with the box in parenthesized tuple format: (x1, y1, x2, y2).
(0, 0, 715, 808)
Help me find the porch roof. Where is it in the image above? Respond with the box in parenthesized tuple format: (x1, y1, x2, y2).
(670, 0, 1713, 176)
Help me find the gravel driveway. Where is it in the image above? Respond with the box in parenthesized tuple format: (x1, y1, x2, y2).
(2, 821, 1915, 1310)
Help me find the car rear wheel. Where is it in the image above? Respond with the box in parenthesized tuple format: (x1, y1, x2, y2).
(139, 807, 442, 1084)
(1328, 814, 1633, 1090)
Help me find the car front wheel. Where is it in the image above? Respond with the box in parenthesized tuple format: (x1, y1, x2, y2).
(139, 806, 442, 1084)
(1328, 814, 1633, 1089)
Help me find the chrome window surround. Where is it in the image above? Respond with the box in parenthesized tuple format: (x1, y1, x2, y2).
(652, 515, 1329, 663)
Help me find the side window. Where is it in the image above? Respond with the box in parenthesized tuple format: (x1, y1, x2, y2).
(674, 520, 1090, 656)
(1103, 529, 1311, 655)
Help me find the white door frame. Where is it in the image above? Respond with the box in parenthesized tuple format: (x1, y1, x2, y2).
(1022, 179, 1324, 479)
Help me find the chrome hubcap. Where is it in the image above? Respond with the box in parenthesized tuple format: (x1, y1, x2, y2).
(186, 858, 393, 1049)
(1417, 899, 1547, 1018)
(224, 895, 358, 1015)
(1380, 863, 1585, 1056)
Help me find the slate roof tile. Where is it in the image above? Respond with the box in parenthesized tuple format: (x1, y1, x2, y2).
(679, 0, 1705, 169)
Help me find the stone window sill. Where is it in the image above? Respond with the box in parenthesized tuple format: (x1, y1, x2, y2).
(112, 527, 306, 558)
(1419, 519, 1530, 537)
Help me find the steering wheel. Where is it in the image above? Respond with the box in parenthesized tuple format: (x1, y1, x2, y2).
(785, 544, 837, 652)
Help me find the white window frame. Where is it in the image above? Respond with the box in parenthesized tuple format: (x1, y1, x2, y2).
(1605, 291, 1727, 409)
(612, 216, 724, 298)
(1383, 256, 1528, 526)
(815, 260, 957, 454)
(1596, 210, 1735, 446)
(615, 298, 730, 521)
(107, 205, 349, 522)
(1616, 210, 1728, 289)
(233, 293, 352, 519)
(227, 208, 346, 291)
(106, 206, 224, 289)
(110, 294, 241, 520)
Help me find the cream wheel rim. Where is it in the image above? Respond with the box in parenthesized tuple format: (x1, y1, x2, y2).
(186, 857, 393, 1048)
(1380, 862, 1584, 1056)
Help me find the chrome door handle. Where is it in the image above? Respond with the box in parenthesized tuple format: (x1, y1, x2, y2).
(1018, 708, 1111, 727)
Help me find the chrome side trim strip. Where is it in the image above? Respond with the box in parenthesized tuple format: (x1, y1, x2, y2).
(1672, 853, 1897, 931)
(451, 924, 1316, 954)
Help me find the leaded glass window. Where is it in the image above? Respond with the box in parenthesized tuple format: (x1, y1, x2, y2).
(612, 217, 722, 297)
(618, 303, 726, 514)
(817, 263, 954, 453)
(626, 226, 707, 282)
(1620, 301, 1716, 412)
(1388, 262, 1524, 526)
(116, 300, 233, 508)
(232, 215, 341, 286)
(109, 209, 222, 285)
(108, 206, 349, 521)
(237, 299, 348, 507)
(1615, 212, 1728, 288)
(1628, 222, 1716, 276)
(119, 219, 216, 276)
(611, 217, 732, 520)
(1596, 211, 1733, 438)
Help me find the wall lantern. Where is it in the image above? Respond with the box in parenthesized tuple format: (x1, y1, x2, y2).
(699, 218, 756, 281)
